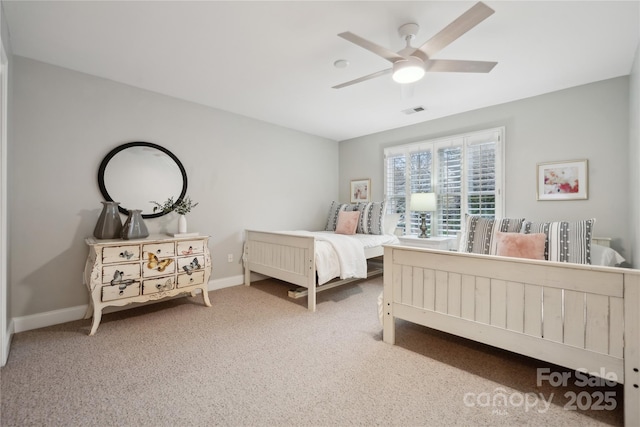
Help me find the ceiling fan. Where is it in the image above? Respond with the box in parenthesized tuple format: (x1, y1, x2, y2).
(332, 1, 497, 89)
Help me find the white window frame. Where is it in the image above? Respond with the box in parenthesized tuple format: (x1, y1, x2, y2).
(384, 127, 505, 237)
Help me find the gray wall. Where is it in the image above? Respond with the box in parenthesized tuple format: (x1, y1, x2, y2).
(10, 56, 338, 317)
(339, 77, 632, 260)
(1, 0, 13, 361)
(629, 43, 640, 268)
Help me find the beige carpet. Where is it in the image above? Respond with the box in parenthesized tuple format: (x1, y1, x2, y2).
(0, 276, 623, 426)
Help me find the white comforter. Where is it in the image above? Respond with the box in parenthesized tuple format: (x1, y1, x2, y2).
(287, 231, 367, 285)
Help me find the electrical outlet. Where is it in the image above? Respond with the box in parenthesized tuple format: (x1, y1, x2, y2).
(227, 254, 233, 263)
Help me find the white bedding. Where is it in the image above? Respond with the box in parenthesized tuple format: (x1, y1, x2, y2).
(286, 231, 398, 285)
(592, 243, 626, 267)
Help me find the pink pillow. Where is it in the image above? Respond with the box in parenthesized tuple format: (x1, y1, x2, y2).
(335, 211, 360, 235)
(494, 232, 546, 260)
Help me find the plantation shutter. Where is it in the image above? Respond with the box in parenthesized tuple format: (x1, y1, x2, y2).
(436, 145, 462, 236)
(384, 127, 503, 237)
(466, 141, 496, 216)
(409, 150, 433, 235)
(384, 153, 407, 230)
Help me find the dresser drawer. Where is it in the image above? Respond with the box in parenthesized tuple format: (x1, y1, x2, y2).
(143, 242, 175, 258)
(102, 263, 141, 284)
(143, 255, 176, 278)
(177, 255, 205, 275)
(177, 240, 205, 256)
(142, 276, 175, 295)
(102, 281, 141, 301)
(102, 245, 140, 264)
(177, 270, 205, 288)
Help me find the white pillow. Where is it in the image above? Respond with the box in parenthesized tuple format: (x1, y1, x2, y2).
(591, 244, 625, 267)
(383, 213, 401, 235)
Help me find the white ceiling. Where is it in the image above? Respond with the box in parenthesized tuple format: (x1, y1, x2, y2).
(3, 1, 639, 141)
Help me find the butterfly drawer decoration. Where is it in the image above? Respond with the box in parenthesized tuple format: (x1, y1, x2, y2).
(84, 234, 212, 335)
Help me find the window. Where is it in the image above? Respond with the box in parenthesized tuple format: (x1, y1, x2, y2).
(384, 127, 504, 236)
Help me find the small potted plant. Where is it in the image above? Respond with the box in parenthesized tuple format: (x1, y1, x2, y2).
(152, 196, 199, 234)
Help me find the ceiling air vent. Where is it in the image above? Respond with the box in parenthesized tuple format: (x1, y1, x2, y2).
(402, 106, 426, 115)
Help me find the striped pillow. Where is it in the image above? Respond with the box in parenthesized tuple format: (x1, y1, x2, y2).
(521, 219, 595, 264)
(353, 201, 386, 235)
(459, 215, 526, 255)
(325, 202, 355, 231)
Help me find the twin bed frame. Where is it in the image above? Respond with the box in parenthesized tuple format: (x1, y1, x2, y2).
(382, 244, 640, 425)
(243, 230, 384, 311)
(244, 229, 639, 423)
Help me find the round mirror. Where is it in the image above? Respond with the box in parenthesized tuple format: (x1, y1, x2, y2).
(98, 142, 187, 219)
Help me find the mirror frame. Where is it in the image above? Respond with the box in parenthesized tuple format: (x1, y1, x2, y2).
(97, 141, 188, 219)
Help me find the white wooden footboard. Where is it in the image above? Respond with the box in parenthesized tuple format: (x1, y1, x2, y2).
(244, 230, 317, 310)
(382, 245, 640, 426)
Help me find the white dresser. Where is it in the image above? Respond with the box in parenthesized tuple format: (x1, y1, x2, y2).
(397, 235, 457, 250)
(83, 234, 212, 335)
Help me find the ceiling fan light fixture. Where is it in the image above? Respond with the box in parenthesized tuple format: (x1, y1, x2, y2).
(392, 57, 425, 84)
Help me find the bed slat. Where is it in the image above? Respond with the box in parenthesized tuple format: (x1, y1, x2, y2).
(564, 290, 586, 348)
(435, 271, 448, 314)
(447, 273, 462, 317)
(506, 281, 524, 333)
(460, 275, 475, 321)
(524, 285, 543, 338)
(543, 288, 563, 342)
(585, 293, 609, 354)
(412, 267, 424, 308)
(423, 269, 436, 311)
(609, 297, 624, 358)
(475, 277, 491, 324)
(490, 279, 507, 328)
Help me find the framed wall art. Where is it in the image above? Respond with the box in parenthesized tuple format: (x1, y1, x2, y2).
(537, 159, 588, 201)
(350, 179, 370, 203)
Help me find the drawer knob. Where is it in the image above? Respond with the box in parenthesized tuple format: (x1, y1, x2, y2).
(117, 281, 133, 295)
(155, 279, 172, 290)
(119, 250, 133, 259)
(156, 249, 162, 254)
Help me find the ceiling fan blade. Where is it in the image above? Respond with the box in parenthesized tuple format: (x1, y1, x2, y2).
(425, 59, 497, 73)
(412, 2, 494, 61)
(332, 68, 392, 89)
(338, 32, 405, 63)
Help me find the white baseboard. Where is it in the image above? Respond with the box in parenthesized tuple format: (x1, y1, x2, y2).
(13, 305, 87, 333)
(2, 319, 14, 366)
(11, 275, 247, 334)
(208, 274, 244, 291)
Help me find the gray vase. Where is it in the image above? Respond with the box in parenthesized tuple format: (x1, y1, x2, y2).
(93, 201, 123, 239)
(121, 209, 149, 240)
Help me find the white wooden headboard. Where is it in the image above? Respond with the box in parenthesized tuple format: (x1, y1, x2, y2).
(593, 237, 611, 248)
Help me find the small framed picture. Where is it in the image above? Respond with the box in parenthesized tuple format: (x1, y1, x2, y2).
(350, 179, 371, 203)
(537, 159, 588, 201)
